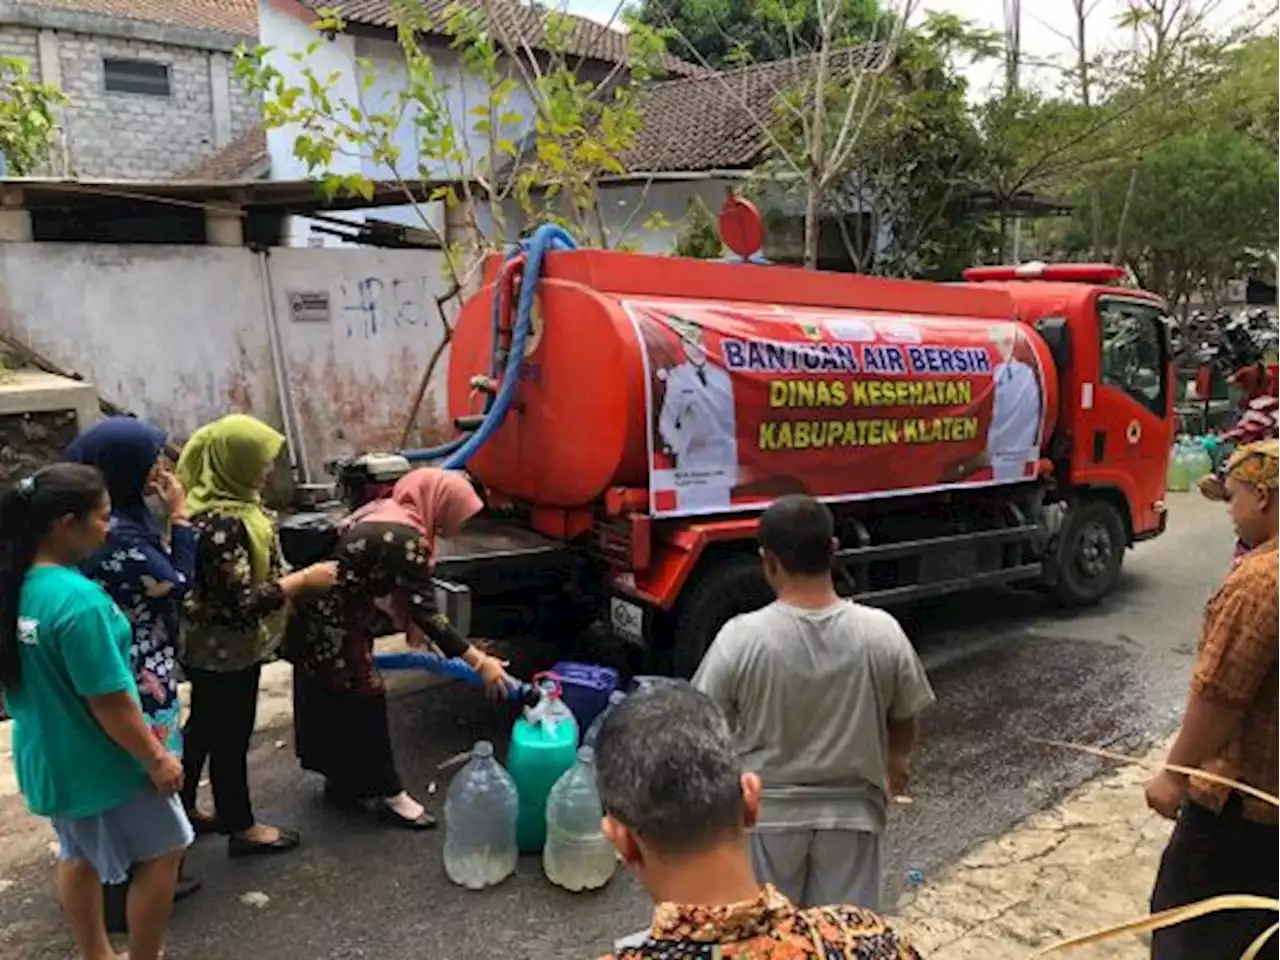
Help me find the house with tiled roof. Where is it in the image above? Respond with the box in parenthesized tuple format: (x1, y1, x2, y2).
(528, 48, 888, 261)
(314, 0, 705, 79)
(0, 0, 261, 178)
(256, 0, 706, 246)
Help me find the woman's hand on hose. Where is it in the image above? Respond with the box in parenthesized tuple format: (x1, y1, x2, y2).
(472, 651, 513, 700)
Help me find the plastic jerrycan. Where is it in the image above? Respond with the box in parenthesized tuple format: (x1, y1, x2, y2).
(544, 746, 618, 892)
(508, 674, 580, 853)
(443, 740, 519, 890)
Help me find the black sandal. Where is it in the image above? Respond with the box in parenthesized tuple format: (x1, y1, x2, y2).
(375, 800, 437, 831)
(185, 808, 223, 837)
(228, 827, 302, 858)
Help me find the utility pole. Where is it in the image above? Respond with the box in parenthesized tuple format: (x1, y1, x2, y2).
(1002, 0, 1022, 261)
(1003, 0, 1021, 94)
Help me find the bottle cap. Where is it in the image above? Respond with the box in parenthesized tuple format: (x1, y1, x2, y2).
(577, 745, 595, 764)
(473, 740, 495, 758)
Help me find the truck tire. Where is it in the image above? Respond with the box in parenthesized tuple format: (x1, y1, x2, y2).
(671, 554, 774, 678)
(1050, 498, 1127, 607)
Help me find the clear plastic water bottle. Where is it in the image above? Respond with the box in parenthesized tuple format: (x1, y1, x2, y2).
(543, 746, 617, 892)
(582, 690, 626, 749)
(1167, 437, 1191, 491)
(443, 740, 519, 890)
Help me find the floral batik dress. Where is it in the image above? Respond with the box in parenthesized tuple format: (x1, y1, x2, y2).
(82, 514, 198, 756)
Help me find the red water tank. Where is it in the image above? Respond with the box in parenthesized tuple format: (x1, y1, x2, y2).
(447, 251, 1060, 510)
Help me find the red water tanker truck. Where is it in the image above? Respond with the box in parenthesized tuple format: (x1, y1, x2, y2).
(315, 238, 1175, 677)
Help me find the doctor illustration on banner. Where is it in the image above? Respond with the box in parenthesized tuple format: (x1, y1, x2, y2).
(947, 324, 1044, 484)
(655, 315, 738, 511)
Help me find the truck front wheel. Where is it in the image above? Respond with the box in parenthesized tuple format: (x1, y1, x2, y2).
(1050, 499, 1127, 607)
(671, 554, 774, 678)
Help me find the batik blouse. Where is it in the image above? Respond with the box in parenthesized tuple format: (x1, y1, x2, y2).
(81, 516, 198, 756)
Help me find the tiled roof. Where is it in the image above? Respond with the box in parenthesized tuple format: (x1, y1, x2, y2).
(623, 46, 884, 173)
(10, 0, 258, 37)
(314, 0, 705, 77)
(178, 126, 269, 179)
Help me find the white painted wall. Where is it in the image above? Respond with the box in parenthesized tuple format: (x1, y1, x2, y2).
(261, 0, 537, 247)
(0, 244, 280, 437)
(0, 242, 454, 483)
(260, 1, 365, 246)
(266, 246, 452, 471)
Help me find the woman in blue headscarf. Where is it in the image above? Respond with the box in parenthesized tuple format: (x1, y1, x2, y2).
(64, 417, 201, 920)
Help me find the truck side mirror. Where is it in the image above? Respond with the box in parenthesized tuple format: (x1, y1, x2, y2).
(1034, 316, 1071, 373)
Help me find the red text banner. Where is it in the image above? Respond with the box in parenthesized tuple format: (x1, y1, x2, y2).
(623, 299, 1048, 518)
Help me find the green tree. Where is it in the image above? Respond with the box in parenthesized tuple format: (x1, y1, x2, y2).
(818, 12, 999, 278)
(639, 0, 886, 68)
(1212, 34, 1279, 153)
(673, 195, 724, 258)
(0, 57, 67, 176)
(1064, 127, 1278, 315)
(971, 0, 1262, 262)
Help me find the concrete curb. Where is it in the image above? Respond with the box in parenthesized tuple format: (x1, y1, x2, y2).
(890, 740, 1174, 959)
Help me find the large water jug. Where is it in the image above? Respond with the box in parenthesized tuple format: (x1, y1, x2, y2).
(1184, 440, 1213, 486)
(582, 690, 626, 750)
(508, 676, 580, 853)
(543, 746, 617, 891)
(443, 740, 518, 890)
(1166, 438, 1191, 492)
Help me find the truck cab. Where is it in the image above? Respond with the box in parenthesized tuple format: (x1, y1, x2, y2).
(963, 263, 1174, 544)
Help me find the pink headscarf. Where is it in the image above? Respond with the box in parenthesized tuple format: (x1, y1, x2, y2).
(344, 468, 484, 558)
(343, 469, 483, 644)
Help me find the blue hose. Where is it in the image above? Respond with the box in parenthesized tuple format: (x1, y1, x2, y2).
(374, 650, 537, 704)
(437, 224, 577, 469)
(399, 225, 576, 466)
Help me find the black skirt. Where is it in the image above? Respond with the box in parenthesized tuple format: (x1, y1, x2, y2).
(293, 673, 402, 800)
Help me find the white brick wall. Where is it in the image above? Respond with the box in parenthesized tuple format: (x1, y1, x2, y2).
(0, 24, 38, 61)
(229, 60, 259, 142)
(0, 24, 260, 180)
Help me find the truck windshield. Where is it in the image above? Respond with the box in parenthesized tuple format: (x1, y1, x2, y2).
(1098, 297, 1170, 418)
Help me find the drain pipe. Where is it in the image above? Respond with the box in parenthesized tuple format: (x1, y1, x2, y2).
(256, 248, 311, 487)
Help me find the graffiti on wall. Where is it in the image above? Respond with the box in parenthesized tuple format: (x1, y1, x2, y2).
(340, 275, 441, 340)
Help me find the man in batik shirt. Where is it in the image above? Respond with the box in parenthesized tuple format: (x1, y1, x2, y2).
(1146, 439, 1279, 960)
(593, 684, 921, 960)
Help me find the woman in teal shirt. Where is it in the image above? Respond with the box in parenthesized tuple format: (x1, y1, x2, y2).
(0, 464, 192, 960)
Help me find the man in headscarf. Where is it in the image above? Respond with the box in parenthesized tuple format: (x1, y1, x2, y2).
(1146, 439, 1279, 960)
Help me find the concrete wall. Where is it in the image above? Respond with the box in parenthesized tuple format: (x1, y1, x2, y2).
(0, 10, 257, 178)
(265, 246, 452, 475)
(0, 242, 453, 484)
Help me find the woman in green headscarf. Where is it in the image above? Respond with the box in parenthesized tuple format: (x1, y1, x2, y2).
(177, 414, 338, 858)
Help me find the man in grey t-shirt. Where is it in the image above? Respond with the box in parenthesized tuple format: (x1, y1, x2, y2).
(693, 495, 935, 911)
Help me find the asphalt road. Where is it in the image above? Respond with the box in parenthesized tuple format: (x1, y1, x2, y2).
(0, 493, 1230, 960)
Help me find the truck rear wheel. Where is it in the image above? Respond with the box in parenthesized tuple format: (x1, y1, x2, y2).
(671, 554, 774, 678)
(1050, 499, 1127, 607)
